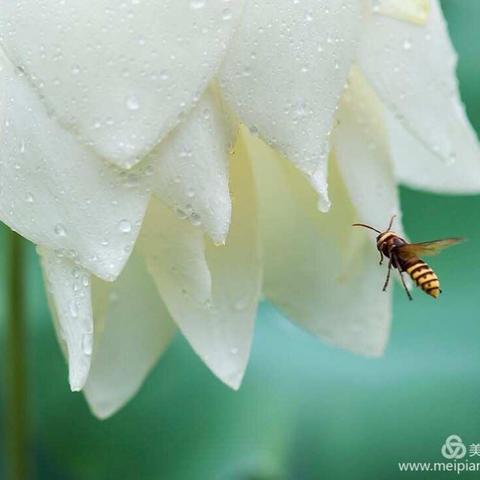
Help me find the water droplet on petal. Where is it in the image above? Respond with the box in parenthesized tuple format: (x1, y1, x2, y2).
(125, 94, 140, 111)
(190, 0, 205, 9)
(118, 219, 132, 233)
(234, 297, 249, 311)
(82, 333, 93, 356)
(69, 301, 79, 318)
(54, 223, 67, 237)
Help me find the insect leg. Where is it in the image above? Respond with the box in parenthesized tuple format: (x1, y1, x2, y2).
(398, 271, 413, 301)
(382, 257, 393, 292)
(393, 253, 413, 301)
(379, 250, 384, 265)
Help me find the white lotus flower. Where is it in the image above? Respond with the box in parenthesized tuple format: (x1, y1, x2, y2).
(0, 0, 479, 418)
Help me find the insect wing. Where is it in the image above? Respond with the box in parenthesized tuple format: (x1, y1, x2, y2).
(396, 237, 464, 258)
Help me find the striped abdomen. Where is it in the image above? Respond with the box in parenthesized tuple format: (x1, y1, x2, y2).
(405, 260, 441, 298)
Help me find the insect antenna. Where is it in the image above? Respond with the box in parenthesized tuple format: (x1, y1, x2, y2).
(386, 214, 397, 231)
(351, 223, 381, 234)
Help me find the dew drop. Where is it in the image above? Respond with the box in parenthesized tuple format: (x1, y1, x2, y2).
(190, 212, 202, 227)
(118, 219, 132, 233)
(446, 152, 457, 166)
(234, 297, 249, 311)
(82, 333, 93, 356)
(179, 147, 192, 158)
(304, 10, 313, 22)
(175, 208, 188, 220)
(125, 94, 140, 111)
(69, 301, 79, 318)
(54, 223, 67, 237)
(190, 0, 205, 9)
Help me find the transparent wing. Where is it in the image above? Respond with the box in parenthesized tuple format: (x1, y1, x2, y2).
(396, 237, 465, 258)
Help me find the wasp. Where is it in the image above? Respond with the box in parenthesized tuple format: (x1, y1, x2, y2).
(353, 216, 463, 300)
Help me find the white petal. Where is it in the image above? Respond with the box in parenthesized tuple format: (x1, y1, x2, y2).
(39, 248, 93, 392)
(84, 252, 175, 419)
(219, 0, 364, 204)
(138, 138, 261, 389)
(0, 51, 149, 280)
(0, 0, 244, 167)
(247, 130, 391, 356)
(334, 67, 402, 230)
(146, 87, 233, 244)
(357, 0, 480, 178)
(373, 0, 430, 25)
(387, 112, 480, 193)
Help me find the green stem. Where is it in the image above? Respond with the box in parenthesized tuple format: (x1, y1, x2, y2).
(5, 229, 29, 480)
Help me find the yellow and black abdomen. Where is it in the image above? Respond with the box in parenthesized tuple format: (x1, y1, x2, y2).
(405, 260, 441, 298)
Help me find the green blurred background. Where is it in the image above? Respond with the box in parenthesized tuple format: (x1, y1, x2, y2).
(1, 1, 480, 479)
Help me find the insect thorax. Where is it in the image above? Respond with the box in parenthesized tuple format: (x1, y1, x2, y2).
(376, 231, 406, 258)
